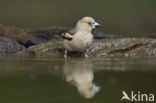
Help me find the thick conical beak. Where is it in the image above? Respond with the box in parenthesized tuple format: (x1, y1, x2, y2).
(92, 22, 101, 29)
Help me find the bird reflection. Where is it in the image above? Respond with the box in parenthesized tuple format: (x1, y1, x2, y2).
(63, 60, 100, 99)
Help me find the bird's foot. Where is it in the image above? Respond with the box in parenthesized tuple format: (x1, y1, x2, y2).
(64, 50, 68, 58)
(64, 54, 67, 58)
(84, 53, 89, 58)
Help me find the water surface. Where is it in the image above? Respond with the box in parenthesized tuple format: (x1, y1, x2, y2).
(0, 56, 156, 103)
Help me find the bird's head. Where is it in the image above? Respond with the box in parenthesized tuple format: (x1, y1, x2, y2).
(76, 17, 101, 33)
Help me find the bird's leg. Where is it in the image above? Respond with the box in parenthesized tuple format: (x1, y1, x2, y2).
(84, 53, 88, 58)
(83, 49, 89, 58)
(64, 50, 68, 58)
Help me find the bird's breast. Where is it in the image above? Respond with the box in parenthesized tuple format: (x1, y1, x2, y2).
(63, 33, 93, 51)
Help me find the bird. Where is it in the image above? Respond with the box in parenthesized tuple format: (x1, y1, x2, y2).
(61, 16, 101, 58)
(63, 60, 100, 99)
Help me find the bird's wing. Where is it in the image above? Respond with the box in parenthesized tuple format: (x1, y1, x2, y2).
(68, 28, 76, 35)
(61, 29, 76, 40)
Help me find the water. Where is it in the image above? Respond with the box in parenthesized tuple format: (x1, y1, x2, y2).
(0, 56, 156, 103)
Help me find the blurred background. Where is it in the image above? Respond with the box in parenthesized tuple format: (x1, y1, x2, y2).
(0, 0, 156, 36)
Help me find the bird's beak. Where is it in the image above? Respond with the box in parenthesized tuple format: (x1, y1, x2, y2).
(93, 84, 100, 93)
(92, 22, 101, 29)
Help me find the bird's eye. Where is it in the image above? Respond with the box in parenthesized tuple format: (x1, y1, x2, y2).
(88, 22, 92, 26)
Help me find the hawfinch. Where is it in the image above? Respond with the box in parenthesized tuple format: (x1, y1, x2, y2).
(64, 61, 100, 99)
(62, 17, 100, 58)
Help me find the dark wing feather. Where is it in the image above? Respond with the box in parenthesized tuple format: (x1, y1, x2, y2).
(61, 29, 76, 41)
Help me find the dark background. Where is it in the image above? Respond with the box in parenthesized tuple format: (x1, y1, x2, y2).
(0, 0, 156, 36)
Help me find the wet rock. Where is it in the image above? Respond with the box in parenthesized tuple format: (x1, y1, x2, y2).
(93, 31, 123, 39)
(0, 36, 25, 54)
(18, 38, 156, 57)
(17, 40, 63, 57)
(0, 25, 155, 56)
(25, 27, 68, 41)
(88, 38, 156, 57)
(144, 33, 156, 39)
(0, 25, 45, 47)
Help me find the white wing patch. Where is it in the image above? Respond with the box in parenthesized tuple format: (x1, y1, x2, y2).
(61, 33, 73, 40)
